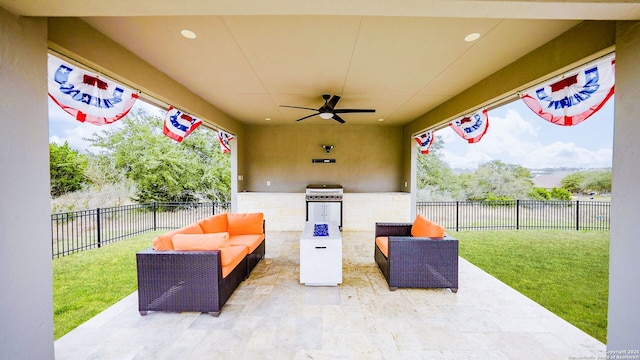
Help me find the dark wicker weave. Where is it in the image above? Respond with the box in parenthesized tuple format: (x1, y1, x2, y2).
(136, 223, 266, 317)
(374, 222, 458, 292)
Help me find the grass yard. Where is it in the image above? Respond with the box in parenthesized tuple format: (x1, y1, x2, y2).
(456, 230, 609, 343)
(52, 231, 161, 340)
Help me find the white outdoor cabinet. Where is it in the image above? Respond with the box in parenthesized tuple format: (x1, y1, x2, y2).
(307, 202, 342, 229)
(299, 222, 342, 286)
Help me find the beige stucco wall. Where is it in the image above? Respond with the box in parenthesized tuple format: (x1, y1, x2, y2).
(0, 8, 53, 358)
(242, 124, 406, 193)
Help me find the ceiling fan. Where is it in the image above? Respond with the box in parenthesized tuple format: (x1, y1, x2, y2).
(280, 94, 375, 124)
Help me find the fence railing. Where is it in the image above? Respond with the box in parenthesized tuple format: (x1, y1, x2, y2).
(416, 200, 610, 232)
(51, 199, 610, 258)
(51, 202, 230, 258)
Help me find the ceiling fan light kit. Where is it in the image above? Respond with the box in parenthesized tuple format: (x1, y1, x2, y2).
(280, 94, 375, 124)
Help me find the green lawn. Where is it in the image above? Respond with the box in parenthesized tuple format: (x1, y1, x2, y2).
(456, 230, 609, 343)
(52, 231, 161, 340)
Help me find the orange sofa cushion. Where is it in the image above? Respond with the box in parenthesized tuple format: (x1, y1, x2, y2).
(375, 236, 389, 257)
(228, 234, 265, 253)
(152, 223, 204, 250)
(198, 213, 228, 233)
(171, 232, 229, 251)
(411, 214, 445, 238)
(227, 213, 264, 235)
(220, 245, 248, 278)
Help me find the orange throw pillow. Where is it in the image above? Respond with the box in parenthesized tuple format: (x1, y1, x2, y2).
(172, 232, 229, 251)
(411, 214, 445, 238)
(198, 213, 228, 233)
(227, 213, 264, 235)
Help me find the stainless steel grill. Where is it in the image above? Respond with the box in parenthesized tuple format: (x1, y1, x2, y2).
(305, 184, 343, 202)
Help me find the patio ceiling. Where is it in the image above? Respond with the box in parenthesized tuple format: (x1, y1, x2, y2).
(4, 1, 640, 126)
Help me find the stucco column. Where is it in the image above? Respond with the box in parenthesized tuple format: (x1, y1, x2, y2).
(608, 21, 640, 351)
(0, 8, 53, 359)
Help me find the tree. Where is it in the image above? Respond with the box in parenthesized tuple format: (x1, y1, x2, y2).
(529, 187, 551, 200)
(416, 136, 461, 200)
(583, 170, 612, 193)
(88, 109, 231, 203)
(561, 172, 586, 194)
(550, 187, 572, 201)
(561, 170, 612, 194)
(49, 142, 89, 197)
(464, 160, 534, 201)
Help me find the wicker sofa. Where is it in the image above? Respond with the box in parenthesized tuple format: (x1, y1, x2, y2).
(374, 221, 458, 292)
(136, 213, 265, 317)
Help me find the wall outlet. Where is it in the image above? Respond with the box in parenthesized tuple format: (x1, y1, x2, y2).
(238, 175, 244, 181)
(267, 181, 271, 186)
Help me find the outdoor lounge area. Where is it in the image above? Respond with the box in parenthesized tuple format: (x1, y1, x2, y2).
(55, 230, 605, 359)
(4, 2, 640, 358)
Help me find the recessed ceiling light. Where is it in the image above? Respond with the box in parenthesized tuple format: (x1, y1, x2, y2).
(181, 29, 197, 39)
(465, 33, 481, 42)
(265, 117, 271, 121)
(378, 118, 384, 122)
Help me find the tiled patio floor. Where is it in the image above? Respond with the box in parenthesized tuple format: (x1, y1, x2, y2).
(55, 231, 605, 359)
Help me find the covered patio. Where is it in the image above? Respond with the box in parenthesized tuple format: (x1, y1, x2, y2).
(55, 231, 604, 359)
(2, 1, 640, 358)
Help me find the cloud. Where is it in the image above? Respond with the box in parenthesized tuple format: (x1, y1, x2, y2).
(439, 108, 613, 170)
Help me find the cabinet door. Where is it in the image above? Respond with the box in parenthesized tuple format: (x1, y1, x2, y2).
(308, 202, 325, 222)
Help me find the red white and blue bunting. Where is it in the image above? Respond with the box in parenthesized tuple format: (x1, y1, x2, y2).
(163, 107, 202, 143)
(449, 109, 489, 144)
(47, 55, 138, 125)
(218, 131, 234, 154)
(520, 56, 615, 126)
(414, 130, 435, 154)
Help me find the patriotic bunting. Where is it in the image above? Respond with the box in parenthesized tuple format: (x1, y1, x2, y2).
(414, 130, 435, 154)
(449, 109, 489, 143)
(520, 56, 615, 126)
(163, 107, 202, 142)
(218, 130, 234, 154)
(47, 55, 138, 125)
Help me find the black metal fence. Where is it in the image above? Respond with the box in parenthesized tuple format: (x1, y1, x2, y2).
(416, 200, 610, 232)
(51, 202, 230, 258)
(51, 199, 610, 258)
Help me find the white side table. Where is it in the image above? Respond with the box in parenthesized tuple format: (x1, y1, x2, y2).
(299, 222, 342, 286)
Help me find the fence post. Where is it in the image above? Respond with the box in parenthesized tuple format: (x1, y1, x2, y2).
(153, 202, 157, 231)
(455, 201, 459, 232)
(212, 202, 216, 216)
(516, 200, 520, 230)
(96, 208, 101, 248)
(576, 200, 580, 231)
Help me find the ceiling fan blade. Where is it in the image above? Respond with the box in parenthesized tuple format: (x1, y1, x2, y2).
(332, 114, 346, 124)
(332, 108, 376, 114)
(327, 95, 341, 110)
(295, 113, 320, 122)
(280, 105, 319, 111)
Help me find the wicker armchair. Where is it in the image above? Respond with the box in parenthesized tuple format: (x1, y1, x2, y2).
(374, 222, 458, 292)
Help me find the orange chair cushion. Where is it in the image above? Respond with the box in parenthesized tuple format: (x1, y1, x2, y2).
(411, 214, 446, 238)
(220, 245, 248, 278)
(152, 223, 204, 250)
(375, 236, 389, 257)
(227, 213, 264, 235)
(198, 213, 228, 233)
(171, 232, 229, 251)
(228, 234, 265, 253)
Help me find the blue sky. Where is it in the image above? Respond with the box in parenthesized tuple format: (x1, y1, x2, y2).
(437, 97, 614, 170)
(49, 95, 614, 170)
